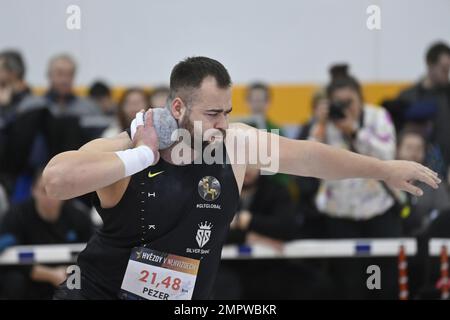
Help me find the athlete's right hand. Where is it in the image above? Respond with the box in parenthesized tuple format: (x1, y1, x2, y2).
(133, 109, 160, 164)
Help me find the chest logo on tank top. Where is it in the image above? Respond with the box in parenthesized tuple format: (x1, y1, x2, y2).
(198, 176, 221, 202)
(148, 170, 164, 178)
(196, 221, 213, 248)
(186, 221, 213, 255)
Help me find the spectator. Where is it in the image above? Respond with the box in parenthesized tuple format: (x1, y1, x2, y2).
(0, 169, 93, 299)
(396, 128, 450, 236)
(83, 81, 117, 140)
(149, 85, 169, 108)
(245, 82, 290, 187)
(397, 42, 450, 184)
(43, 54, 108, 144)
(88, 81, 116, 116)
(0, 50, 45, 195)
(1, 53, 98, 203)
(383, 98, 447, 179)
(0, 50, 30, 122)
(245, 82, 282, 132)
(311, 65, 400, 299)
(102, 88, 149, 138)
(43, 54, 98, 116)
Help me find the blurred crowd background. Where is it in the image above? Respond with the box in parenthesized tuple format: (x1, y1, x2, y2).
(1, 0, 450, 300)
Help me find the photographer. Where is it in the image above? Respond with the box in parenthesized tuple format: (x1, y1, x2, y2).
(308, 65, 400, 299)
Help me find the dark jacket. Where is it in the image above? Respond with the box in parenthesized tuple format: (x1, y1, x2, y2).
(398, 82, 450, 168)
(226, 176, 300, 244)
(0, 198, 93, 251)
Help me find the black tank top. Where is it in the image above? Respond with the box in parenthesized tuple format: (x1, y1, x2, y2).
(77, 142, 239, 299)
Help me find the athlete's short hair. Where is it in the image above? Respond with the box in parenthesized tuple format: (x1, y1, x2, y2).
(169, 56, 231, 105)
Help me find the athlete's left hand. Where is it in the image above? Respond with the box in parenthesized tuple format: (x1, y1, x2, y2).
(382, 160, 441, 196)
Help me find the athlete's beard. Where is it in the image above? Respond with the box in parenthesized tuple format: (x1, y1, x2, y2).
(178, 112, 197, 148)
(179, 113, 227, 148)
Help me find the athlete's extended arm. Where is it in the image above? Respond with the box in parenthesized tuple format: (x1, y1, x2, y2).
(231, 123, 441, 196)
(43, 110, 159, 200)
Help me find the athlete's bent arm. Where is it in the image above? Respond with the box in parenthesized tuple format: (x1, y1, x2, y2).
(43, 110, 159, 200)
(42, 133, 133, 200)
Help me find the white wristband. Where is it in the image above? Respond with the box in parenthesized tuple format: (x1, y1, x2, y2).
(115, 145, 155, 177)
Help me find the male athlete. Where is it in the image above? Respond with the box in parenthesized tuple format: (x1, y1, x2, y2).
(43, 57, 441, 300)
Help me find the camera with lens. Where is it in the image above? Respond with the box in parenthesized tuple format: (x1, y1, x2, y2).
(328, 100, 351, 121)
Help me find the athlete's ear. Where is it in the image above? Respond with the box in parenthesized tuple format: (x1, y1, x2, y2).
(170, 97, 186, 121)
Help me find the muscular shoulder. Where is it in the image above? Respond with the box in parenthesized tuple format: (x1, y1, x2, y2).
(225, 122, 258, 143)
(227, 121, 254, 131)
(225, 122, 257, 194)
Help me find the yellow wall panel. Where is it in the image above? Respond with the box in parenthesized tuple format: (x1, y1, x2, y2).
(34, 82, 411, 126)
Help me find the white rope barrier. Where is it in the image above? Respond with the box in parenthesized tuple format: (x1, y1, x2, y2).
(221, 238, 417, 259)
(0, 238, 417, 265)
(0, 243, 86, 265)
(429, 238, 450, 256)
